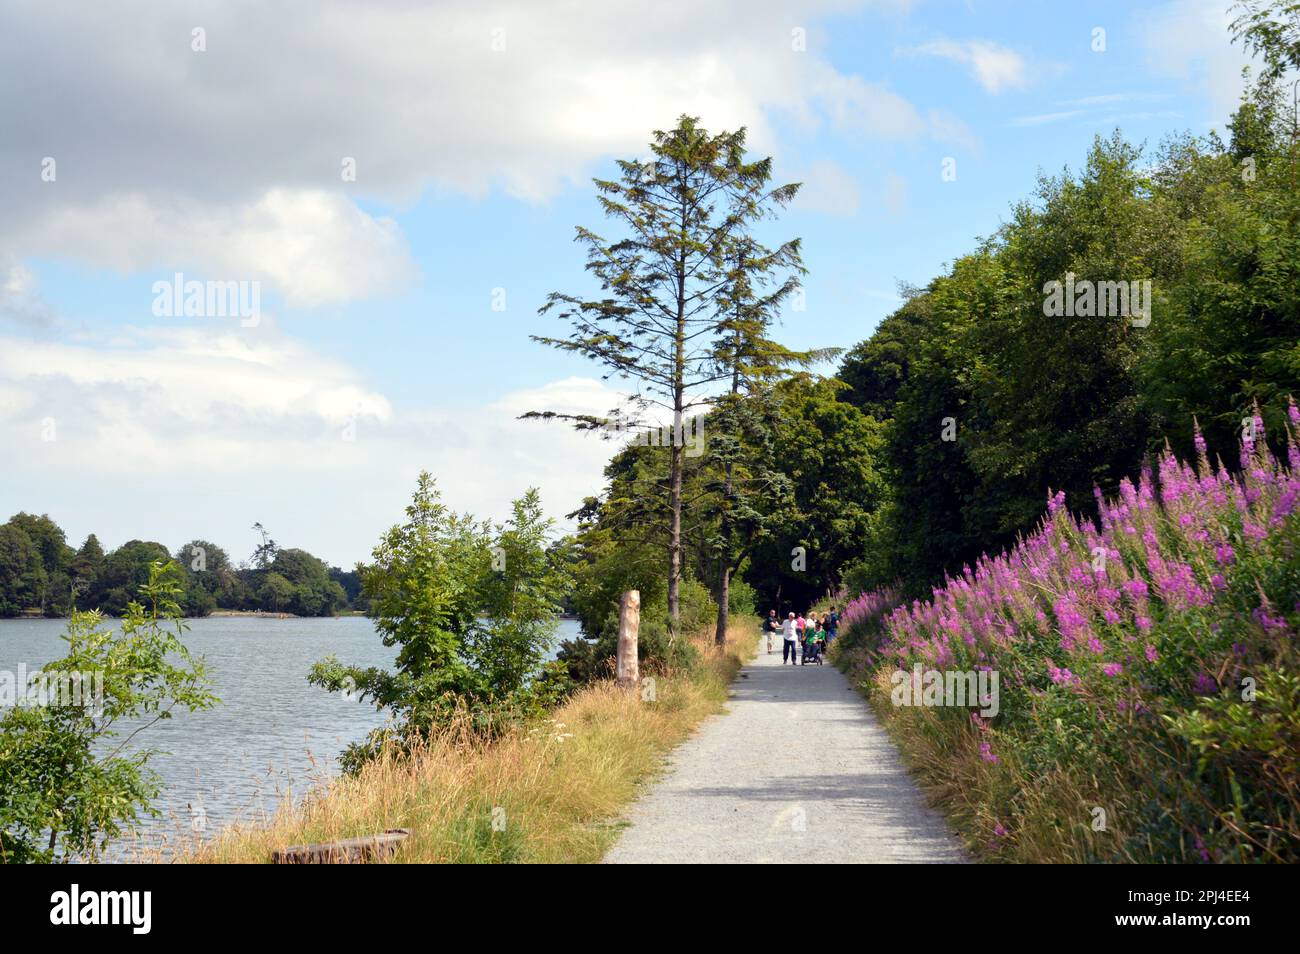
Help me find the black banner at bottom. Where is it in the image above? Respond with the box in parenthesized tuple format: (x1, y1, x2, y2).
(0, 862, 1285, 941)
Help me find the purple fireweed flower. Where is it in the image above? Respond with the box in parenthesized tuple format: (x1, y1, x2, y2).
(1276, 486, 1297, 522)
(1124, 578, 1150, 601)
(1048, 666, 1078, 686)
(1192, 672, 1218, 696)
(1144, 644, 1158, 663)
(1214, 544, 1235, 565)
(1046, 489, 1066, 515)
(1102, 662, 1124, 677)
(1289, 396, 1300, 428)
(979, 741, 1000, 764)
(1253, 606, 1288, 635)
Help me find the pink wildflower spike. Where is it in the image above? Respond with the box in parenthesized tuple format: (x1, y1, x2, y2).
(1192, 416, 1208, 461)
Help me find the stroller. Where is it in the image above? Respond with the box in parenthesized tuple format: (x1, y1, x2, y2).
(801, 634, 825, 666)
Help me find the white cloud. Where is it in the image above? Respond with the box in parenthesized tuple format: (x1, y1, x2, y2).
(1008, 110, 1086, 127)
(0, 260, 55, 329)
(791, 160, 863, 216)
(23, 190, 415, 309)
(0, 324, 627, 562)
(0, 0, 939, 305)
(911, 39, 1029, 93)
(1137, 0, 1259, 124)
(0, 325, 392, 466)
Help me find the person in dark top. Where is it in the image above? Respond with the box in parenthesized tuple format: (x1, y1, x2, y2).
(763, 609, 780, 654)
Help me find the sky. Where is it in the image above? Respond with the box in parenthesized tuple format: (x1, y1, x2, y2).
(0, 0, 1258, 569)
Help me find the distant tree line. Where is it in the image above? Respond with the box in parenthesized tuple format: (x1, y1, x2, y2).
(0, 513, 362, 618)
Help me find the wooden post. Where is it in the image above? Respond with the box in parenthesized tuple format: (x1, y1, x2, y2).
(616, 589, 640, 690)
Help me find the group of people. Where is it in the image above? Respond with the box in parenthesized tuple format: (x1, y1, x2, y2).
(762, 608, 839, 666)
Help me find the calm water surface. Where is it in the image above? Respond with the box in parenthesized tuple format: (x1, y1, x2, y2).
(0, 614, 581, 857)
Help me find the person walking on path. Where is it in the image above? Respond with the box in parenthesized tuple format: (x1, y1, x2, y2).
(763, 609, 780, 654)
(826, 607, 839, 645)
(781, 612, 799, 665)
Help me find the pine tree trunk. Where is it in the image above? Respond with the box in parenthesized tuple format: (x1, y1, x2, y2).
(667, 202, 687, 643)
(667, 432, 683, 642)
(714, 565, 730, 646)
(714, 325, 742, 647)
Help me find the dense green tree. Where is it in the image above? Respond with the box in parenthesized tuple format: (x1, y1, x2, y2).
(743, 376, 888, 608)
(90, 541, 171, 617)
(0, 524, 40, 617)
(267, 547, 346, 616)
(1141, 83, 1299, 456)
(256, 572, 295, 613)
(329, 566, 365, 612)
(69, 534, 105, 610)
(555, 442, 716, 679)
(836, 287, 931, 421)
(5, 513, 72, 615)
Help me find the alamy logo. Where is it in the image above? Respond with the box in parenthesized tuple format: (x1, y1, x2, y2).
(1, 665, 103, 715)
(890, 664, 1000, 717)
(601, 414, 705, 457)
(151, 272, 261, 327)
(1042, 272, 1151, 327)
(50, 885, 151, 934)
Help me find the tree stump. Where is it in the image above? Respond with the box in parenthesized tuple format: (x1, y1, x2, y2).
(272, 828, 410, 864)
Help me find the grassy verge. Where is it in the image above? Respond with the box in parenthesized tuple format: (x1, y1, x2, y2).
(834, 644, 1127, 863)
(183, 623, 756, 863)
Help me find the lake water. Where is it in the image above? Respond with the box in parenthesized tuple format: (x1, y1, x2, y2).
(0, 614, 582, 858)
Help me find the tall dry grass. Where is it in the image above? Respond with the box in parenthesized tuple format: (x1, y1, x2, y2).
(841, 657, 1134, 863)
(180, 624, 755, 863)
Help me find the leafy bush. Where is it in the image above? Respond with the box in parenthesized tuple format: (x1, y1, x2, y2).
(0, 562, 217, 862)
(310, 474, 572, 772)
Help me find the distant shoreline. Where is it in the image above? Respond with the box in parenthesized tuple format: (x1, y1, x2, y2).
(207, 609, 300, 619)
(5, 610, 573, 622)
(4, 609, 374, 621)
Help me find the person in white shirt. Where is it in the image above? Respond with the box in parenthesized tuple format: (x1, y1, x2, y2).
(781, 612, 799, 666)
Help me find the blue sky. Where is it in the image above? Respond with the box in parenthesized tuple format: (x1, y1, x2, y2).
(0, 0, 1256, 567)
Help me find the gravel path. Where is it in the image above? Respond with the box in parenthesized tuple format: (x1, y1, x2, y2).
(603, 635, 967, 864)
